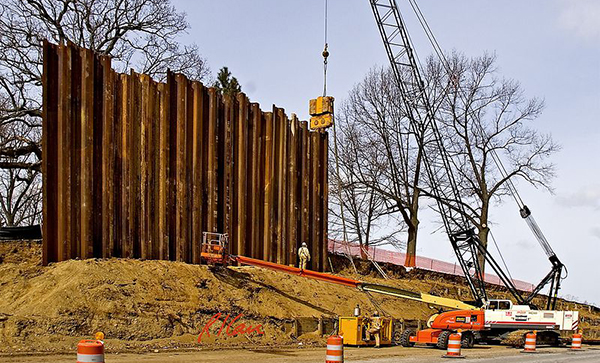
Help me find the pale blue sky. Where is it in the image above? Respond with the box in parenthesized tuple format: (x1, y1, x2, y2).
(172, 0, 600, 305)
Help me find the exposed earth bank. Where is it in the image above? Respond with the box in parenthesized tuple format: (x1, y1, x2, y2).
(0, 241, 598, 355)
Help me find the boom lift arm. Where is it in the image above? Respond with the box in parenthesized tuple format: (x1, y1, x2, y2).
(235, 255, 475, 310)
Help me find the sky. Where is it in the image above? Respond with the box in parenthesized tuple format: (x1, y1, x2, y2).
(171, 0, 600, 306)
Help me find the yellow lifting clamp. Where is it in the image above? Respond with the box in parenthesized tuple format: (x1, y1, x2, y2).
(309, 96, 334, 130)
(311, 0, 333, 131)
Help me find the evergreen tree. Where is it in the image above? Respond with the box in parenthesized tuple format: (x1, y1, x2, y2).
(214, 67, 241, 96)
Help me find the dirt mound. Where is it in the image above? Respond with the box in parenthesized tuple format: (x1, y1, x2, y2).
(0, 240, 41, 265)
(0, 241, 598, 354)
(0, 242, 430, 354)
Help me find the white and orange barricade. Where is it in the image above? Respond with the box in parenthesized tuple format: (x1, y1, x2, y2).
(77, 339, 105, 363)
(522, 331, 537, 353)
(571, 333, 583, 350)
(442, 332, 464, 359)
(326, 335, 344, 363)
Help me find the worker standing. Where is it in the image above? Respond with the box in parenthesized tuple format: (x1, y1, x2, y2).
(368, 311, 382, 348)
(298, 242, 311, 270)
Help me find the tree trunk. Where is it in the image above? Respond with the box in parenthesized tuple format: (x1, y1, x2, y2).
(356, 214, 367, 260)
(404, 188, 420, 267)
(359, 241, 367, 259)
(477, 202, 490, 275)
(404, 219, 418, 267)
(477, 226, 489, 276)
(403, 198, 420, 267)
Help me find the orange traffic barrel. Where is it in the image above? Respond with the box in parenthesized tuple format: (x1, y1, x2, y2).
(77, 340, 104, 363)
(571, 333, 582, 350)
(442, 332, 464, 359)
(326, 335, 343, 363)
(522, 332, 537, 353)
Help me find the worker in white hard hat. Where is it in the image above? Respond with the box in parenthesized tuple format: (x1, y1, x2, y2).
(368, 310, 382, 348)
(298, 242, 310, 270)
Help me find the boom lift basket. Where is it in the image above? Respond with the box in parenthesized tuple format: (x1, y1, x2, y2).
(201, 232, 229, 265)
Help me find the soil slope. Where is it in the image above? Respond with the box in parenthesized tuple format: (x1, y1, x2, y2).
(0, 241, 598, 354)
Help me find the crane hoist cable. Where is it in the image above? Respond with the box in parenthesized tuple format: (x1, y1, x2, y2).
(407, 0, 526, 211)
(404, 0, 517, 284)
(332, 112, 358, 275)
(322, 0, 357, 275)
(405, 0, 567, 306)
(322, 0, 329, 97)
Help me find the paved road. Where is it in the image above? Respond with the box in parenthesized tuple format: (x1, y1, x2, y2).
(354, 349, 600, 363)
(1, 346, 598, 362)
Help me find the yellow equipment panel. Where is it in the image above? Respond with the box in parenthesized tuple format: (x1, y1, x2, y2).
(310, 114, 333, 129)
(310, 96, 335, 116)
(309, 96, 334, 130)
(338, 316, 393, 346)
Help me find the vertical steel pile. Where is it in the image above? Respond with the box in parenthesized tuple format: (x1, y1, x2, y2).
(42, 41, 329, 271)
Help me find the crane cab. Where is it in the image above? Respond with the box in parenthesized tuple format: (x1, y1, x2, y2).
(485, 299, 512, 310)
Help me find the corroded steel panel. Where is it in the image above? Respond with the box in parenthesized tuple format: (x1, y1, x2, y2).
(42, 42, 329, 271)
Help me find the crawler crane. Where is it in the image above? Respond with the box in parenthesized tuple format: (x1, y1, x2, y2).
(367, 0, 577, 347)
(199, 0, 579, 349)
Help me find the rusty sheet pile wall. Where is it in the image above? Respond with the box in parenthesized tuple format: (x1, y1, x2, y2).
(42, 41, 329, 271)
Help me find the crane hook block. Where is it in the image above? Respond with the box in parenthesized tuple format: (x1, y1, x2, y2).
(322, 44, 330, 60)
(309, 96, 334, 130)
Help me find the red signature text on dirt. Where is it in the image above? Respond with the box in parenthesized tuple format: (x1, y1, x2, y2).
(198, 312, 265, 343)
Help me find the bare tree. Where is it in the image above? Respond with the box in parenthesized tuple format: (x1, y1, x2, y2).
(0, 94, 43, 224)
(0, 0, 210, 225)
(329, 117, 404, 258)
(333, 67, 425, 266)
(427, 52, 559, 273)
(0, 168, 42, 226)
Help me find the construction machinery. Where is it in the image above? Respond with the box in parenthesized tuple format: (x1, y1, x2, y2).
(339, 315, 394, 346)
(202, 236, 471, 307)
(366, 0, 577, 348)
(200, 232, 230, 266)
(201, 226, 577, 347)
(196, 0, 578, 349)
(404, 299, 578, 348)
